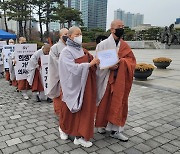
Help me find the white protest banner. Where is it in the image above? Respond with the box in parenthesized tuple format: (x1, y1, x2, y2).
(41, 55, 49, 95)
(14, 44, 37, 80)
(97, 49, 119, 69)
(0, 41, 7, 65)
(2, 45, 15, 69)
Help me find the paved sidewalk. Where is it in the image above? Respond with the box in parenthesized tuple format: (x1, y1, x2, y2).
(0, 49, 180, 154)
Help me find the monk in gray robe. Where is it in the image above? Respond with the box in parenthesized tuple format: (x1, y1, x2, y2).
(58, 26, 99, 148)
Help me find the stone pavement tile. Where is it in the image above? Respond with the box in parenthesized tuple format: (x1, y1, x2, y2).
(16, 121, 28, 127)
(29, 145, 46, 154)
(25, 123, 37, 129)
(10, 132, 24, 139)
(31, 137, 47, 145)
(70, 148, 88, 154)
(134, 143, 152, 153)
(130, 136, 145, 144)
(93, 133, 105, 140)
(35, 120, 47, 126)
(93, 140, 110, 148)
(13, 125, 27, 132)
(119, 140, 135, 149)
(137, 132, 153, 140)
(153, 136, 170, 144)
(0, 135, 11, 142)
(14, 149, 31, 154)
(20, 134, 35, 142)
(43, 134, 58, 142)
(10, 115, 21, 120)
(152, 147, 171, 154)
(0, 141, 8, 149)
(17, 141, 33, 150)
(146, 130, 161, 137)
(139, 124, 154, 131)
(143, 139, 162, 148)
(6, 138, 22, 146)
(33, 131, 47, 138)
(124, 129, 139, 137)
(161, 143, 180, 153)
(169, 129, 180, 137)
(44, 127, 57, 135)
(1, 129, 14, 135)
(22, 128, 36, 135)
(43, 140, 59, 149)
(96, 147, 114, 154)
(169, 140, 180, 148)
(82, 145, 99, 153)
(132, 127, 147, 133)
(41, 148, 59, 154)
(34, 125, 47, 132)
(1, 145, 19, 154)
(161, 132, 178, 140)
(4, 123, 17, 129)
(148, 121, 162, 127)
(108, 143, 125, 153)
(104, 136, 119, 144)
(55, 144, 73, 153)
(169, 120, 180, 127)
(124, 147, 143, 154)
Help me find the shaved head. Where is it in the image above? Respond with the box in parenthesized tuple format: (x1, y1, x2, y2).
(19, 37, 26, 44)
(68, 26, 81, 35)
(111, 19, 124, 29)
(42, 44, 51, 55)
(60, 28, 68, 37)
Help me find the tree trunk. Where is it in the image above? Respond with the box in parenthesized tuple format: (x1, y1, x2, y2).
(24, 20, 27, 39)
(38, 6, 43, 42)
(19, 21, 23, 37)
(29, 6, 32, 41)
(2, 0, 8, 32)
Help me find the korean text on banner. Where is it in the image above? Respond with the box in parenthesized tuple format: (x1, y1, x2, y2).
(41, 55, 49, 95)
(14, 44, 37, 80)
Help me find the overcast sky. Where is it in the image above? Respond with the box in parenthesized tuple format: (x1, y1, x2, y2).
(107, 0, 180, 29)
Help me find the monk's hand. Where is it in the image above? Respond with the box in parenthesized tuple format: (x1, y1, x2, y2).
(109, 64, 119, 70)
(90, 58, 100, 67)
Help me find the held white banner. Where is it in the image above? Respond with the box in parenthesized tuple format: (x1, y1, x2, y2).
(0, 41, 7, 65)
(14, 44, 37, 80)
(97, 49, 119, 69)
(2, 45, 15, 69)
(41, 55, 49, 95)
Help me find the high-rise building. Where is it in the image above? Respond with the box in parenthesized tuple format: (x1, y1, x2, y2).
(49, 0, 108, 31)
(81, 0, 107, 30)
(114, 9, 144, 28)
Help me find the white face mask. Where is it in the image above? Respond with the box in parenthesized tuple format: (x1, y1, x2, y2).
(73, 35, 82, 45)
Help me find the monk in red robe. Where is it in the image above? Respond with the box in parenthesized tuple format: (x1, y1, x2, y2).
(58, 27, 99, 148)
(95, 19, 136, 142)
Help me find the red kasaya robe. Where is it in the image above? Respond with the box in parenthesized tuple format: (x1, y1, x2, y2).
(31, 59, 44, 92)
(95, 40, 136, 127)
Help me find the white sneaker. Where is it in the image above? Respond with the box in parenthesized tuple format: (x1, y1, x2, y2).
(110, 132, 128, 142)
(97, 127, 106, 134)
(59, 127, 68, 140)
(22, 93, 29, 100)
(74, 137, 93, 148)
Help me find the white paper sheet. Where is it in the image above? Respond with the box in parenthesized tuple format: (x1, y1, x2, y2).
(97, 49, 119, 69)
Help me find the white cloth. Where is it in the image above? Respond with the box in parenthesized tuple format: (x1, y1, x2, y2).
(96, 34, 124, 130)
(47, 40, 66, 99)
(59, 46, 90, 113)
(27, 49, 44, 86)
(96, 34, 121, 105)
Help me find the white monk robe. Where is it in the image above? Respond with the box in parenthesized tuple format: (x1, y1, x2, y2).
(95, 34, 124, 132)
(47, 40, 66, 98)
(27, 49, 46, 99)
(59, 45, 90, 113)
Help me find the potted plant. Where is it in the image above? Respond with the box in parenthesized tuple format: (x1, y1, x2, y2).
(134, 63, 155, 81)
(153, 57, 172, 69)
